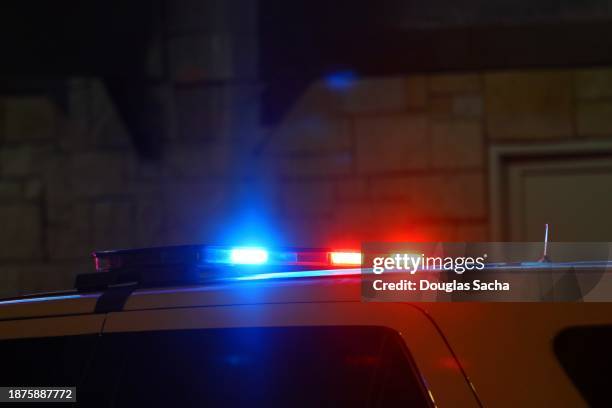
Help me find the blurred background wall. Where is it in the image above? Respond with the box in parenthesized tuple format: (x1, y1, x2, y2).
(1, 0, 612, 295)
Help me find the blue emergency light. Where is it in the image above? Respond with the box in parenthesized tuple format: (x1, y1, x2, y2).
(229, 248, 269, 264)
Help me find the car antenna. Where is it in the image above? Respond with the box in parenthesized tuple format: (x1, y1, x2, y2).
(538, 223, 551, 263)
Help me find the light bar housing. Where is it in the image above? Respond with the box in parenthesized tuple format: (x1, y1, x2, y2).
(93, 245, 362, 274)
(77, 245, 363, 291)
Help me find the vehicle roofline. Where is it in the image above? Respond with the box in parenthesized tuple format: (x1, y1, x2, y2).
(0, 288, 83, 303)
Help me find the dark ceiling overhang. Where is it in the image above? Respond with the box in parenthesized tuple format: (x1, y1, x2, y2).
(0, 1, 162, 158)
(260, 0, 612, 124)
(2, 1, 612, 150)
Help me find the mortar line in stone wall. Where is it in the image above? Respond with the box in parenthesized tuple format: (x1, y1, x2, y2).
(278, 167, 485, 183)
(280, 213, 488, 224)
(478, 71, 490, 240)
(570, 69, 579, 139)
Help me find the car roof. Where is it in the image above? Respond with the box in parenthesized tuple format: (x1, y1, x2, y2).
(0, 276, 362, 321)
(0, 291, 102, 321)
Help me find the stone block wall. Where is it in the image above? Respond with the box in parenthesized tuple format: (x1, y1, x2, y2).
(264, 74, 486, 248)
(0, 0, 261, 296)
(1, 1, 612, 297)
(3, 66, 612, 296)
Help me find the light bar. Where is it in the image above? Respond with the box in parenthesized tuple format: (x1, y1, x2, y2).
(230, 247, 269, 265)
(92, 245, 364, 276)
(83, 243, 612, 292)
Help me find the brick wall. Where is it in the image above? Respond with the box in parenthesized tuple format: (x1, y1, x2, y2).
(2, 30, 612, 296)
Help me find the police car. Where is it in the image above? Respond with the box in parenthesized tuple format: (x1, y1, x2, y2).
(0, 245, 611, 407)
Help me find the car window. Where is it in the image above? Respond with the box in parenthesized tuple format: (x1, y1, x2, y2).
(94, 326, 430, 407)
(554, 325, 612, 407)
